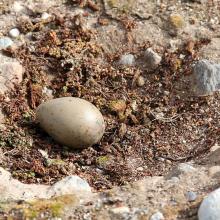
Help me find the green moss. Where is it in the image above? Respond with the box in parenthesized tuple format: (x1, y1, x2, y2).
(107, 0, 118, 8)
(5, 195, 78, 219)
(96, 156, 110, 167)
(169, 14, 185, 29)
(46, 158, 66, 167)
(107, 0, 135, 14)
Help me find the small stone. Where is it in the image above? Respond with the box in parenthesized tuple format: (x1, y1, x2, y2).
(192, 60, 220, 96)
(11, 1, 25, 13)
(137, 76, 145, 86)
(170, 177, 179, 183)
(131, 100, 138, 112)
(36, 97, 105, 149)
(164, 91, 170, 96)
(144, 48, 161, 69)
(198, 188, 220, 220)
(38, 149, 49, 159)
(42, 86, 53, 99)
(166, 163, 196, 178)
(110, 206, 130, 219)
(47, 175, 91, 197)
(0, 37, 13, 50)
(0, 58, 23, 94)
(186, 191, 197, 202)
(9, 28, 20, 38)
(137, 167, 144, 172)
(41, 12, 51, 20)
(150, 211, 164, 220)
(119, 54, 135, 66)
(110, 206, 130, 215)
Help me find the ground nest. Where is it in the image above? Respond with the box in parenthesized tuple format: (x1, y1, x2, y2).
(0, 7, 220, 191)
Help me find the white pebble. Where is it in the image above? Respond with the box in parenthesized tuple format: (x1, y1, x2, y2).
(119, 54, 135, 66)
(12, 1, 25, 13)
(137, 167, 144, 172)
(186, 191, 197, 202)
(42, 86, 53, 98)
(150, 211, 164, 220)
(198, 188, 220, 220)
(137, 76, 145, 87)
(47, 175, 91, 197)
(110, 206, 130, 215)
(41, 12, 51, 20)
(9, 28, 20, 38)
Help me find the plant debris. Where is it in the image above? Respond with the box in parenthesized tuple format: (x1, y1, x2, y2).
(0, 7, 220, 192)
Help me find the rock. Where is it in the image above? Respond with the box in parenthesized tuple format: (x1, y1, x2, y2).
(166, 163, 196, 179)
(198, 188, 220, 220)
(9, 28, 20, 38)
(0, 56, 23, 94)
(42, 86, 53, 99)
(0, 167, 49, 201)
(0, 37, 13, 50)
(0, 167, 92, 201)
(192, 60, 220, 96)
(186, 191, 197, 202)
(36, 97, 105, 149)
(47, 176, 91, 197)
(137, 76, 145, 87)
(110, 206, 130, 215)
(119, 54, 135, 66)
(11, 1, 25, 13)
(109, 206, 131, 220)
(41, 12, 51, 20)
(150, 211, 164, 220)
(144, 48, 161, 69)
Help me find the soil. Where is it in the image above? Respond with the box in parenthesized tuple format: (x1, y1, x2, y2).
(0, 0, 220, 192)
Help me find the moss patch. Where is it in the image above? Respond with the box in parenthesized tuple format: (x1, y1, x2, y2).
(4, 195, 78, 219)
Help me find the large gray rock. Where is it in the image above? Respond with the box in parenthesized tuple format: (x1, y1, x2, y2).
(198, 188, 220, 220)
(0, 167, 91, 201)
(192, 60, 220, 96)
(47, 175, 92, 197)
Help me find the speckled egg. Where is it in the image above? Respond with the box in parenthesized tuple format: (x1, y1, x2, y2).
(36, 97, 105, 149)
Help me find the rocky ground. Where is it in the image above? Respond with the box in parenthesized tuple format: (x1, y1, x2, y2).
(0, 0, 220, 219)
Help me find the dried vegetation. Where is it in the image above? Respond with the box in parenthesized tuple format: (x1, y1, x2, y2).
(0, 1, 220, 191)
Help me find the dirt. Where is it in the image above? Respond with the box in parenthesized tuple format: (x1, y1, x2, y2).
(0, 0, 220, 194)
